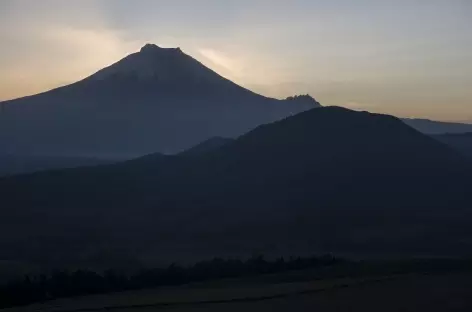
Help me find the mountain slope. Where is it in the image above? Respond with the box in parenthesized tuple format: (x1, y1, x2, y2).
(180, 137, 234, 156)
(433, 132, 472, 158)
(0, 107, 471, 274)
(0, 44, 319, 157)
(402, 118, 472, 134)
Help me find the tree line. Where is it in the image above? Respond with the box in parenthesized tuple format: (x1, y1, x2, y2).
(0, 254, 339, 309)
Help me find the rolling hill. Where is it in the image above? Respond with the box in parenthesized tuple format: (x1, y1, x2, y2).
(1, 107, 471, 275)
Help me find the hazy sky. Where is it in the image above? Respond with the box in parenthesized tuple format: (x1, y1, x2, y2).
(1, 0, 471, 121)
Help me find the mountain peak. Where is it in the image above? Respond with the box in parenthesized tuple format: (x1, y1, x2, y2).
(86, 43, 189, 81)
(140, 43, 161, 52)
(284, 94, 322, 107)
(139, 43, 182, 54)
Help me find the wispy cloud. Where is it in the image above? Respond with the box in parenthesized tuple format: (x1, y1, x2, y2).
(198, 49, 244, 79)
(0, 0, 138, 100)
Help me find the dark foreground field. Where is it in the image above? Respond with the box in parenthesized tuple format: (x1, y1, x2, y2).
(3, 272, 472, 312)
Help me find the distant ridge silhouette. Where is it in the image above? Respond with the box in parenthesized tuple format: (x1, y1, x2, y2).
(402, 118, 472, 134)
(433, 132, 472, 158)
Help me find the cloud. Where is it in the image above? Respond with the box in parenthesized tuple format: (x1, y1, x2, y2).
(0, 28, 135, 100)
(196, 46, 298, 97)
(198, 48, 245, 80)
(0, 0, 470, 121)
(40, 26, 137, 77)
(0, 0, 138, 100)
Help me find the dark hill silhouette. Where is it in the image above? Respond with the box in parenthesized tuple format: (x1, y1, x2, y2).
(180, 137, 234, 156)
(0, 107, 471, 275)
(433, 132, 472, 158)
(0, 44, 319, 158)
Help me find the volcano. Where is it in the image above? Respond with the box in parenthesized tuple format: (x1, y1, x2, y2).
(0, 44, 319, 158)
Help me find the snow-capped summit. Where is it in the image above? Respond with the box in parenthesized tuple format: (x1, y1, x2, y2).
(0, 44, 317, 157)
